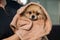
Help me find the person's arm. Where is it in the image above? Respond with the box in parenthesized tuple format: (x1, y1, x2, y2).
(3, 34, 20, 40)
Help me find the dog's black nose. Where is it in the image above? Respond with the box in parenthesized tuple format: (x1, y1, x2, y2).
(32, 15, 35, 19)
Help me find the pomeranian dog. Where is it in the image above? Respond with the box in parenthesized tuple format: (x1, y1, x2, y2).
(21, 4, 47, 21)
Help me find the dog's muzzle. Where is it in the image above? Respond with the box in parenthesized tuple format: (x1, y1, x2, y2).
(30, 15, 37, 21)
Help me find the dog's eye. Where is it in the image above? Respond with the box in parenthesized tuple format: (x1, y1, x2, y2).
(29, 11, 31, 14)
(36, 12, 39, 15)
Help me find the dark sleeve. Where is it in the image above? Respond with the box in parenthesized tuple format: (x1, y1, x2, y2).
(0, 1, 23, 39)
(0, 7, 14, 39)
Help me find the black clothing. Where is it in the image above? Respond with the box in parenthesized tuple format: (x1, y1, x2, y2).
(0, 1, 23, 39)
(0, 7, 14, 39)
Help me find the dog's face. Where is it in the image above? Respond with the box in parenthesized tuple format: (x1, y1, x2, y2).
(22, 4, 47, 21)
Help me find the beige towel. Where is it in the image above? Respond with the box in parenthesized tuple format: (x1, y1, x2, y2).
(10, 2, 52, 40)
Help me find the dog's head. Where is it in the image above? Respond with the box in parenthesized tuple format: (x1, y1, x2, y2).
(21, 4, 47, 21)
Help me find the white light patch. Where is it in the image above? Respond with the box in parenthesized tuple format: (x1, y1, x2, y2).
(20, 0, 27, 5)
